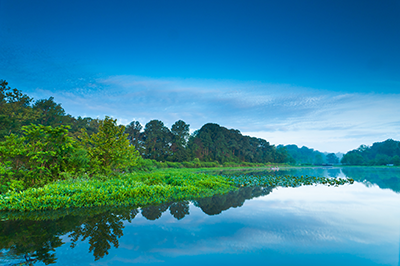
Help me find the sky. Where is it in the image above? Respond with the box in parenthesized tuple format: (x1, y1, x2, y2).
(1, 0, 399, 153)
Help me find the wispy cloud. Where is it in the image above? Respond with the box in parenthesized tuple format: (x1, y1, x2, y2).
(21, 75, 400, 152)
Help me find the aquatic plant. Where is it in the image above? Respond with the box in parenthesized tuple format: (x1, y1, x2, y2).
(225, 173, 354, 188)
(0, 170, 235, 212)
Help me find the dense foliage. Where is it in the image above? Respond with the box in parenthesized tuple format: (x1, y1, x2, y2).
(0, 112, 139, 193)
(0, 79, 292, 194)
(80, 117, 139, 175)
(341, 139, 400, 166)
(0, 124, 83, 192)
(188, 123, 288, 163)
(0, 80, 100, 140)
(277, 144, 325, 165)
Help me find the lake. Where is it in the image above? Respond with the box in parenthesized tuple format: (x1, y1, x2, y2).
(1, 167, 399, 266)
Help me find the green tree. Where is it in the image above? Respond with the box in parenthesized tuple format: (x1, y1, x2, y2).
(0, 124, 85, 191)
(326, 153, 339, 164)
(375, 154, 391, 165)
(81, 116, 139, 175)
(0, 80, 39, 139)
(125, 120, 143, 152)
(341, 139, 400, 166)
(393, 155, 400, 166)
(170, 120, 190, 162)
(341, 151, 365, 165)
(142, 120, 172, 161)
(188, 123, 285, 164)
(33, 97, 67, 127)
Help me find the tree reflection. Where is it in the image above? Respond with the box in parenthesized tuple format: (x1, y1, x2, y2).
(0, 206, 139, 264)
(327, 168, 341, 178)
(169, 201, 190, 220)
(0, 215, 81, 264)
(1, 186, 277, 264)
(141, 203, 171, 220)
(341, 167, 400, 193)
(68, 208, 138, 261)
(194, 187, 273, 215)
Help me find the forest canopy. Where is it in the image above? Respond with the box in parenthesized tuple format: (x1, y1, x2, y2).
(341, 139, 400, 166)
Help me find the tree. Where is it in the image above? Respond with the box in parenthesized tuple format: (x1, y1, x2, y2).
(33, 97, 66, 127)
(125, 120, 143, 152)
(0, 80, 39, 139)
(142, 120, 172, 161)
(81, 116, 139, 175)
(326, 153, 339, 164)
(187, 123, 286, 164)
(341, 151, 364, 165)
(341, 139, 400, 165)
(393, 155, 400, 166)
(0, 124, 85, 191)
(375, 154, 391, 165)
(170, 120, 190, 161)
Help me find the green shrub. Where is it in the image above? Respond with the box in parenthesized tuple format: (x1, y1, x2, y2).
(0, 124, 87, 192)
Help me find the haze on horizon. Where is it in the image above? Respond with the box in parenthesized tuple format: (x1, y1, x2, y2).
(1, 0, 399, 153)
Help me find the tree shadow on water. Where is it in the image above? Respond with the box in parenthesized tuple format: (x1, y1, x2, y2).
(0, 186, 275, 264)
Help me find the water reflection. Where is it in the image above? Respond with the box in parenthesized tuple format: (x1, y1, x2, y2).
(341, 167, 400, 193)
(195, 187, 273, 215)
(0, 206, 140, 264)
(211, 166, 400, 193)
(1, 167, 399, 265)
(169, 201, 190, 220)
(0, 186, 270, 265)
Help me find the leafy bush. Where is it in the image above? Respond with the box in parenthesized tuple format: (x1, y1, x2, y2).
(0, 124, 88, 192)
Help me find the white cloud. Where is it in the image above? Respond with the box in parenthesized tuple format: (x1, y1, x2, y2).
(28, 75, 400, 152)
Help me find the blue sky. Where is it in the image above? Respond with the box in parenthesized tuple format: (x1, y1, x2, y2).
(1, 0, 399, 152)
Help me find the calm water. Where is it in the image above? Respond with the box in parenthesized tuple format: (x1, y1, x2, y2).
(1, 167, 399, 266)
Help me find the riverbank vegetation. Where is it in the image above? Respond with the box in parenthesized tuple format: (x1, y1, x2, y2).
(0, 80, 289, 194)
(0, 79, 366, 212)
(341, 139, 400, 166)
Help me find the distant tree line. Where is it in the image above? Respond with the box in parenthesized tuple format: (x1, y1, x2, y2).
(277, 144, 340, 165)
(341, 139, 400, 166)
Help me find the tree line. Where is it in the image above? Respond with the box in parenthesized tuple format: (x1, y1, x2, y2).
(277, 144, 340, 165)
(0, 80, 289, 192)
(127, 121, 288, 163)
(0, 80, 288, 165)
(341, 139, 400, 166)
